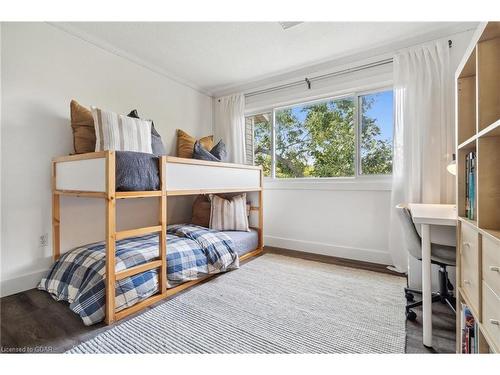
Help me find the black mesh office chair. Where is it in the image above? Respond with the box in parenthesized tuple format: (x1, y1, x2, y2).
(396, 204, 456, 321)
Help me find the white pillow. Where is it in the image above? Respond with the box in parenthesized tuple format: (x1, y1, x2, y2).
(209, 193, 249, 232)
(91, 106, 152, 153)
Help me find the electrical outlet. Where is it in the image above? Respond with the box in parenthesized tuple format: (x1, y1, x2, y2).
(39, 233, 49, 248)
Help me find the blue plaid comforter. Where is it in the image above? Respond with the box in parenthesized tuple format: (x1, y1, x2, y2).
(38, 225, 238, 325)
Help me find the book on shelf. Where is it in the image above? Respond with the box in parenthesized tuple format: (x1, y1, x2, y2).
(465, 151, 476, 220)
(461, 303, 479, 354)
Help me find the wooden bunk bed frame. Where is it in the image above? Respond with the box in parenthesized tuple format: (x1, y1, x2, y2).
(51, 151, 264, 324)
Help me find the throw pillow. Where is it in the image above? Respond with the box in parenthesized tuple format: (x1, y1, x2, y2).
(127, 109, 167, 156)
(176, 129, 213, 159)
(209, 193, 249, 232)
(92, 106, 153, 153)
(191, 195, 211, 227)
(193, 140, 221, 162)
(209, 140, 228, 162)
(70, 100, 96, 154)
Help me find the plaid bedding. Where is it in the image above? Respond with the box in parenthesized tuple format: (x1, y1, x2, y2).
(168, 224, 239, 272)
(38, 225, 238, 326)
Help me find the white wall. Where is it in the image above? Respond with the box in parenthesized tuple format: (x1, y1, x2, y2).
(0, 22, 213, 296)
(264, 182, 392, 264)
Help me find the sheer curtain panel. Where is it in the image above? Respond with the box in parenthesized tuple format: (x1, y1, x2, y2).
(388, 39, 454, 272)
(214, 93, 246, 164)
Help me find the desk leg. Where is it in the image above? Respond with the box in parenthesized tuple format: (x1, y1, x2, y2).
(421, 223, 432, 348)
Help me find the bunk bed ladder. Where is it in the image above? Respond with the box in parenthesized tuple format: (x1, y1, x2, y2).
(158, 155, 168, 298)
(104, 153, 168, 324)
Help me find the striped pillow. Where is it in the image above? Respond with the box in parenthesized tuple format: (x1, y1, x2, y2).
(209, 194, 249, 232)
(91, 106, 152, 153)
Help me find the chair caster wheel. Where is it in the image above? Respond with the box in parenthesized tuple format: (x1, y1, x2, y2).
(406, 310, 417, 321)
(405, 292, 414, 302)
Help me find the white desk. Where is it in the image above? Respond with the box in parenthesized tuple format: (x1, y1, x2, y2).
(408, 203, 457, 348)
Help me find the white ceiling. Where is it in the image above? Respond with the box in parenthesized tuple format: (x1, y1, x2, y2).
(56, 22, 476, 95)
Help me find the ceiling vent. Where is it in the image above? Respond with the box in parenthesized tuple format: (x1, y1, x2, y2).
(278, 22, 303, 30)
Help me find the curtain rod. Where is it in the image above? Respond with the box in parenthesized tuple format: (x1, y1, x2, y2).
(244, 58, 394, 98)
(244, 39, 453, 99)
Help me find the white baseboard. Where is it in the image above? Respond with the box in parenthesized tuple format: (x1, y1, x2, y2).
(0, 269, 48, 297)
(264, 235, 392, 265)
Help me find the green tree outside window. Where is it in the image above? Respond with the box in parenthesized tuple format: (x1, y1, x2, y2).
(249, 90, 393, 178)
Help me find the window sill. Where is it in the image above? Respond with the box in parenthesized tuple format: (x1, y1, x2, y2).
(263, 177, 392, 192)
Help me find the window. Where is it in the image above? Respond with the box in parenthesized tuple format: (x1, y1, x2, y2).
(245, 88, 393, 179)
(359, 91, 393, 175)
(245, 112, 272, 176)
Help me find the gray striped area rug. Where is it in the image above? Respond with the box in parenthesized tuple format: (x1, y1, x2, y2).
(68, 253, 406, 353)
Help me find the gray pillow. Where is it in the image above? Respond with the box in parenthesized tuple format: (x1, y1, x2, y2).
(127, 109, 166, 156)
(115, 151, 160, 191)
(193, 140, 221, 162)
(210, 140, 228, 162)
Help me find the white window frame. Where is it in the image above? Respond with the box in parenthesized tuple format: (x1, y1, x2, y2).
(246, 85, 394, 184)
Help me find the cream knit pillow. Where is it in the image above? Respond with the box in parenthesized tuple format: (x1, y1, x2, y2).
(209, 194, 249, 232)
(91, 106, 152, 153)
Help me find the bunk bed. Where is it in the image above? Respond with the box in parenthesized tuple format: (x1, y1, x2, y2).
(49, 151, 264, 325)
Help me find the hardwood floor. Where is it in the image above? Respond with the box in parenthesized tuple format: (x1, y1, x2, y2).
(265, 246, 403, 276)
(405, 301, 456, 353)
(0, 288, 107, 353)
(0, 248, 456, 353)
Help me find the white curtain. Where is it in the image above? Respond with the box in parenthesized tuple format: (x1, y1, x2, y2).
(214, 93, 246, 164)
(388, 39, 454, 272)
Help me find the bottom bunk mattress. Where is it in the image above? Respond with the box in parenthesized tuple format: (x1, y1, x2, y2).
(222, 229, 259, 256)
(38, 224, 253, 326)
